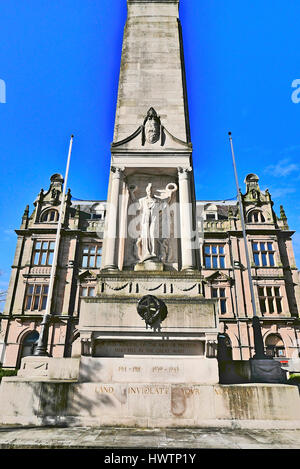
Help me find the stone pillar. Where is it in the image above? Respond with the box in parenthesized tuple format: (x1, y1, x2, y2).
(178, 167, 196, 270)
(62, 236, 78, 314)
(102, 167, 123, 270)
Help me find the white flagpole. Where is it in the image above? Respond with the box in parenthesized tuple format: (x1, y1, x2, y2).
(34, 135, 74, 356)
(228, 132, 257, 318)
(228, 132, 269, 359)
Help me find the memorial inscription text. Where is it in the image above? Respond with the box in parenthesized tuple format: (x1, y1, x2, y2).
(94, 340, 204, 357)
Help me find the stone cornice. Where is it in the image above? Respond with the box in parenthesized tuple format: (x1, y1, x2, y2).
(97, 270, 204, 280)
(1, 314, 78, 321)
(220, 317, 298, 323)
(15, 228, 82, 236)
(227, 229, 296, 236)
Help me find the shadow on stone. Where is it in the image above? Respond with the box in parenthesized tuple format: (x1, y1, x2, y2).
(26, 358, 116, 426)
(218, 359, 287, 385)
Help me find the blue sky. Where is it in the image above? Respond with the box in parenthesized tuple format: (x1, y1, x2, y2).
(0, 0, 300, 296)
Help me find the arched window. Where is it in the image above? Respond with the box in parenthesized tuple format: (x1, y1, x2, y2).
(40, 209, 59, 223)
(217, 333, 233, 361)
(247, 210, 265, 223)
(265, 334, 285, 358)
(19, 331, 39, 364)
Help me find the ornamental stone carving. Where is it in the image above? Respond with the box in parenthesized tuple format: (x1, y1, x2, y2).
(137, 295, 168, 328)
(142, 108, 161, 145)
(177, 166, 192, 180)
(111, 166, 124, 180)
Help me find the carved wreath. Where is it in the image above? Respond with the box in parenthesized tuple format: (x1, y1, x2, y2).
(137, 295, 168, 327)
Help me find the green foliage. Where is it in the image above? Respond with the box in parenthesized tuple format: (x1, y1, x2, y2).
(288, 373, 300, 384)
(0, 368, 18, 382)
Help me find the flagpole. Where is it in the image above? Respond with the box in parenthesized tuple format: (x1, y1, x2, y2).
(34, 135, 74, 356)
(228, 132, 266, 359)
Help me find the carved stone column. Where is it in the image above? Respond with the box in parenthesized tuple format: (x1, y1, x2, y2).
(178, 167, 196, 270)
(102, 166, 123, 270)
(81, 338, 92, 356)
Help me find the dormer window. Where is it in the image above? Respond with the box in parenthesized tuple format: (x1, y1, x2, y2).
(205, 204, 218, 221)
(247, 210, 265, 223)
(90, 203, 106, 221)
(40, 209, 59, 223)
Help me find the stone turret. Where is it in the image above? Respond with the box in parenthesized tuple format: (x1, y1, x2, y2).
(29, 174, 72, 227)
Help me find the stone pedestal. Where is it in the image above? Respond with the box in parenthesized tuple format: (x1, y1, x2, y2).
(73, 270, 221, 399)
(78, 271, 218, 358)
(134, 260, 164, 272)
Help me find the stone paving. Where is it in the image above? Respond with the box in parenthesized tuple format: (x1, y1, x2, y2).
(0, 426, 299, 449)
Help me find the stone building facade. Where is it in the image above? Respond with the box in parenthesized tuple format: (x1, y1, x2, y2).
(1, 0, 300, 368)
(1, 170, 299, 368)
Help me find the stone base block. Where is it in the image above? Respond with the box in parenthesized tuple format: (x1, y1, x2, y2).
(134, 260, 164, 272)
(18, 356, 80, 380)
(78, 356, 219, 384)
(1, 379, 300, 429)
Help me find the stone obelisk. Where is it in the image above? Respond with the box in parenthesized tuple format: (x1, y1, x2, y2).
(76, 0, 219, 404)
(76, 0, 218, 385)
(101, 0, 199, 272)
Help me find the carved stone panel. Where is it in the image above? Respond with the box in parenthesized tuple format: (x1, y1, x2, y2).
(123, 174, 179, 269)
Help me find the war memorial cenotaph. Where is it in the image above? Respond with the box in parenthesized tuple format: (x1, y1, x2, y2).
(1, 0, 300, 428)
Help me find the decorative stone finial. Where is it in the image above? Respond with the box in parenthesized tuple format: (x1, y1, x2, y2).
(50, 173, 64, 184)
(75, 205, 80, 218)
(279, 205, 289, 230)
(280, 205, 287, 220)
(23, 205, 29, 217)
(244, 173, 260, 198)
(21, 204, 30, 228)
(280, 205, 288, 222)
(66, 188, 72, 204)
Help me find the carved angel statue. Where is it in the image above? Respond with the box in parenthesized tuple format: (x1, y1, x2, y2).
(130, 182, 177, 263)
